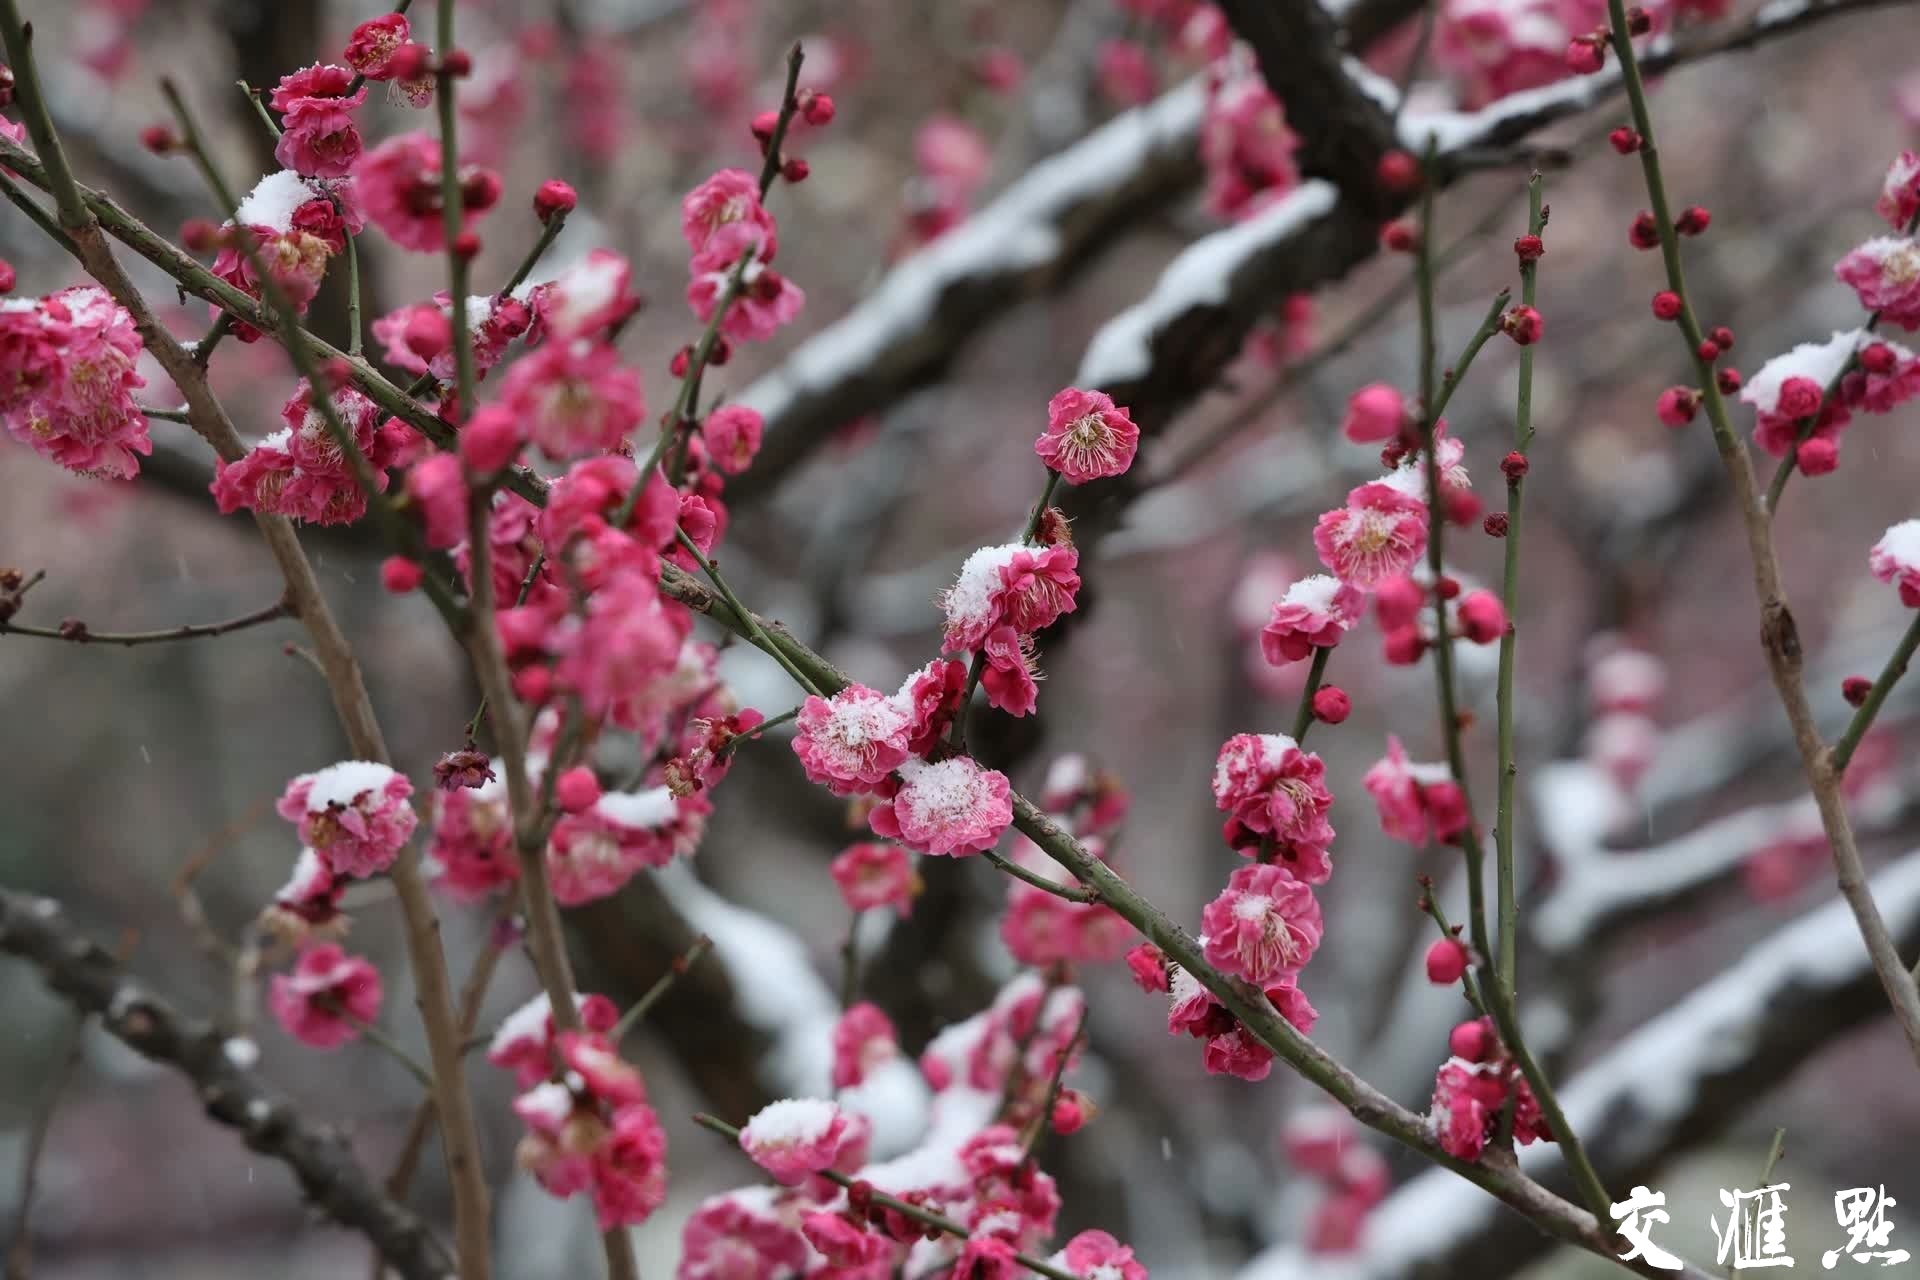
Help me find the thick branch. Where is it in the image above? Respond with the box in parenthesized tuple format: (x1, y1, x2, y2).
(0, 890, 454, 1280)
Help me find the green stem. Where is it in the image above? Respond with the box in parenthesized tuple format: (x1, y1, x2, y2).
(236, 80, 282, 139)
(435, 18, 476, 418)
(1494, 173, 1545, 1001)
(1415, 154, 1610, 1225)
(675, 529, 822, 697)
(1832, 611, 1920, 774)
(346, 232, 363, 357)
(1021, 1007, 1087, 1160)
(611, 935, 713, 1043)
(1290, 646, 1332, 741)
(981, 847, 1098, 904)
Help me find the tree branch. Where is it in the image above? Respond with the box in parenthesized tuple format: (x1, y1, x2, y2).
(0, 890, 454, 1280)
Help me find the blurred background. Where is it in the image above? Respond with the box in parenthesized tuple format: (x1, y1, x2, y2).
(3, 0, 1920, 1275)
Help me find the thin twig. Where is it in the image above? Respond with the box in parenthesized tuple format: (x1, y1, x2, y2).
(0, 597, 289, 646)
(1832, 610, 1920, 775)
(611, 934, 715, 1043)
(1602, 0, 1920, 1069)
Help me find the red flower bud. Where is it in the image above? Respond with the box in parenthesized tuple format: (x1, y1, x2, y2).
(781, 156, 810, 183)
(1862, 342, 1898, 374)
(1696, 339, 1720, 362)
(1651, 290, 1683, 321)
(1565, 35, 1605, 74)
(1626, 7, 1653, 34)
(452, 229, 481, 261)
(1381, 219, 1419, 253)
(1483, 511, 1509, 537)
(1311, 685, 1352, 725)
(1716, 367, 1743, 394)
(1376, 148, 1421, 193)
(1500, 450, 1529, 481)
(1629, 211, 1660, 250)
(1710, 325, 1735, 350)
(1608, 126, 1643, 154)
(381, 555, 423, 594)
(1426, 937, 1470, 985)
(1500, 305, 1543, 346)
(439, 48, 473, 78)
(1843, 675, 1874, 707)
(1656, 386, 1700, 427)
(1674, 205, 1711, 236)
(1513, 233, 1545, 262)
(139, 124, 178, 154)
(799, 90, 836, 126)
(533, 179, 577, 223)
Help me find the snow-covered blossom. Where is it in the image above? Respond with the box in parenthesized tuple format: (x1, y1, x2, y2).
(269, 943, 381, 1049)
(1049, 1229, 1148, 1280)
(1211, 734, 1337, 877)
(531, 248, 640, 342)
(829, 841, 920, 914)
(259, 847, 346, 944)
(1878, 151, 1920, 231)
(1741, 330, 1861, 457)
(512, 1038, 669, 1230)
(486, 991, 619, 1088)
(1362, 736, 1468, 845)
(1871, 519, 1920, 606)
(277, 761, 417, 878)
(1261, 576, 1364, 665)
(1429, 1056, 1549, 1161)
(1835, 237, 1920, 329)
(1201, 863, 1324, 985)
(214, 378, 397, 526)
(546, 789, 709, 905)
(1314, 481, 1429, 587)
(679, 1188, 810, 1278)
(1035, 387, 1140, 483)
(793, 683, 914, 794)
(739, 1098, 851, 1184)
(0, 286, 149, 478)
(941, 543, 1081, 653)
(870, 757, 1014, 856)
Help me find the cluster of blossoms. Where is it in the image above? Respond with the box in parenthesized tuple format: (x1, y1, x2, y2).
(213, 377, 403, 525)
(0, 285, 151, 479)
(1279, 1108, 1393, 1253)
(490, 991, 670, 1229)
(1428, 1017, 1550, 1160)
(1648, 151, 1920, 474)
(683, 973, 1138, 1278)
(790, 388, 1140, 861)
(1435, 0, 1719, 110)
(263, 760, 417, 1048)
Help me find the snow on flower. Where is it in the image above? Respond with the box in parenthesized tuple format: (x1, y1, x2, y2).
(1049, 1229, 1149, 1280)
(792, 683, 914, 794)
(1035, 387, 1140, 483)
(1211, 733, 1337, 877)
(869, 756, 1014, 857)
(739, 1097, 851, 1185)
(268, 942, 382, 1049)
(1200, 862, 1324, 985)
(530, 248, 640, 341)
(1741, 330, 1862, 457)
(1261, 575, 1364, 666)
(1871, 519, 1920, 607)
(486, 990, 619, 1088)
(276, 760, 417, 878)
(1429, 1056, 1549, 1161)
(1313, 480, 1429, 587)
(941, 542, 1081, 653)
(678, 1187, 810, 1277)
(0, 286, 150, 478)
(1362, 735, 1469, 845)
(1880, 151, 1920, 231)
(1835, 236, 1920, 329)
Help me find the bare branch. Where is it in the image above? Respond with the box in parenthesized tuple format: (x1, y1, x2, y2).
(0, 890, 454, 1280)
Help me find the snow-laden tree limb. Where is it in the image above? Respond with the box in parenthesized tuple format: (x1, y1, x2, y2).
(1239, 850, 1920, 1279)
(0, 889, 454, 1280)
(727, 0, 1431, 499)
(1533, 757, 1920, 957)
